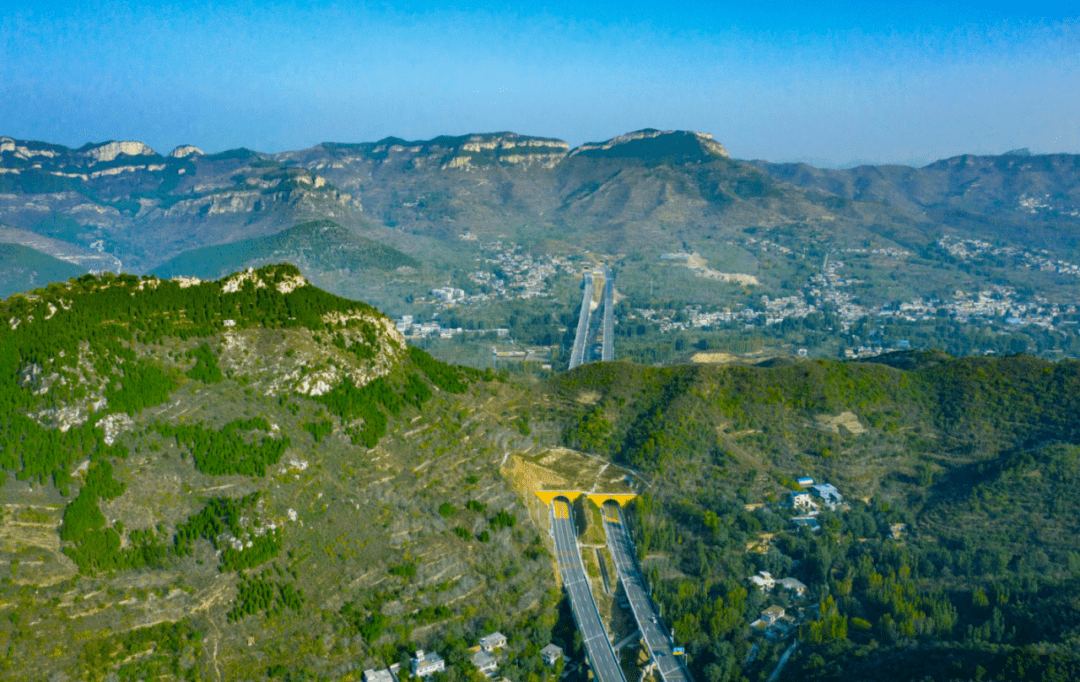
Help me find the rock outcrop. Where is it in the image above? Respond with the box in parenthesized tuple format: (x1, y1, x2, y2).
(81, 140, 158, 163)
(168, 145, 204, 158)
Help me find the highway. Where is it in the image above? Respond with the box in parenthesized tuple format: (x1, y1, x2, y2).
(600, 267, 615, 362)
(551, 499, 628, 682)
(568, 272, 595, 370)
(603, 504, 692, 682)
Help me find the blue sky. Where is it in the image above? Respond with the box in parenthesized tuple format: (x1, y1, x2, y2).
(1, 1, 1077, 167)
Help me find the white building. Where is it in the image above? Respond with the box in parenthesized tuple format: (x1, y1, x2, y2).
(778, 578, 807, 596)
(479, 632, 507, 651)
(540, 644, 564, 667)
(810, 483, 843, 509)
(412, 650, 445, 678)
(472, 650, 498, 676)
(748, 571, 775, 592)
(791, 491, 816, 512)
(364, 670, 394, 682)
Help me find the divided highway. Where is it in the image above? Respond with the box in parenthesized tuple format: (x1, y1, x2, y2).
(601, 267, 614, 362)
(603, 504, 692, 682)
(568, 272, 595, 370)
(551, 500, 628, 682)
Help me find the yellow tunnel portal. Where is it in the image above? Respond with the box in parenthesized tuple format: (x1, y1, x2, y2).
(533, 490, 637, 507)
(586, 493, 638, 508)
(533, 490, 584, 505)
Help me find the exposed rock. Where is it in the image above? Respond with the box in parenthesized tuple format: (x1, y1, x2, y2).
(98, 412, 134, 445)
(88, 164, 165, 178)
(171, 275, 202, 288)
(168, 145, 204, 158)
(81, 141, 157, 163)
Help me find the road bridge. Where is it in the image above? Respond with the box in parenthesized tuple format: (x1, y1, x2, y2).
(601, 267, 615, 362)
(603, 503, 693, 682)
(550, 498, 628, 682)
(568, 271, 595, 370)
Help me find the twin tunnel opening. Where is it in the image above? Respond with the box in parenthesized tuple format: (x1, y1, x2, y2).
(535, 490, 637, 508)
(548, 492, 629, 540)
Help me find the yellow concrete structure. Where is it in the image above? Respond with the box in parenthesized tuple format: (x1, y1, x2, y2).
(586, 493, 637, 508)
(533, 490, 585, 505)
(533, 490, 636, 507)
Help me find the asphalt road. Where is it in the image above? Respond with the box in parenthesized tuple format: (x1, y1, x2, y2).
(603, 504, 692, 682)
(601, 267, 614, 362)
(568, 272, 594, 370)
(551, 500, 628, 682)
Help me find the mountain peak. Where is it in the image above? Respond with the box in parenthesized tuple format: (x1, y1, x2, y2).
(569, 129, 729, 162)
(168, 144, 204, 159)
(79, 140, 158, 163)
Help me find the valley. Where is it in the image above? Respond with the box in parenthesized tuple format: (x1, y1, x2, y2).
(0, 131, 1079, 682)
(3, 131, 1080, 371)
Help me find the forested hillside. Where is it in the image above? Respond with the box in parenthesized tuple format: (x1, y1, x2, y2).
(543, 355, 1080, 681)
(0, 265, 559, 682)
(2, 264, 1079, 682)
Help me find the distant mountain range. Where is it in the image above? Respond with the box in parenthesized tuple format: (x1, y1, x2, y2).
(1, 129, 1078, 310)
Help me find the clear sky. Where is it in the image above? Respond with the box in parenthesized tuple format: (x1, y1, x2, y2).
(1, 0, 1077, 167)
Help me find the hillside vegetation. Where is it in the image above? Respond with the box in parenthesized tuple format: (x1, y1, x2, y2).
(2, 263, 1079, 682)
(151, 219, 418, 281)
(0, 265, 561, 682)
(540, 355, 1080, 681)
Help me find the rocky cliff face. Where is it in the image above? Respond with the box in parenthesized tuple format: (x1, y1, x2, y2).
(0, 136, 362, 269)
(3, 128, 1078, 282)
(81, 140, 158, 163)
(168, 144, 204, 159)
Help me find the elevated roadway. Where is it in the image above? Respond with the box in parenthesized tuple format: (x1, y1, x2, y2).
(603, 504, 692, 682)
(551, 499, 628, 682)
(601, 267, 615, 362)
(568, 272, 595, 370)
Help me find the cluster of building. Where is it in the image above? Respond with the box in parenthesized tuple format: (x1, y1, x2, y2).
(939, 235, 1080, 278)
(414, 241, 578, 312)
(745, 236, 794, 256)
(806, 256, 868, 330)
(431, 287, 467, 303)
(749, 605, 798, 641)
(632, 305, 756, 332)
(364, 633, 566, 682)
(632, 240, 1078, 354)
(785, 478, 845, 531)
(394, 314, 510, 340)
(459, 242, 579, 305)
(748, 571, 807, 597)
(1016, 193, 1080, 219)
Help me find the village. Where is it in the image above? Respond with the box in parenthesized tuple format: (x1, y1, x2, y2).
(632, 249, 1078, 358)
(741, 478, 850, 644)
(393, 233, 1079, 363)
(364, 632, 567, 682)
(413, 240, 580, 312)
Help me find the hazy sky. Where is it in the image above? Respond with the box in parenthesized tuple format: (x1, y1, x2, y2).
(2, 1, 1077, 167)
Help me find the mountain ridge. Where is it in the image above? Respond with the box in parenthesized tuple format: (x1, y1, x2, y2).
(3, 129, 1080, 366)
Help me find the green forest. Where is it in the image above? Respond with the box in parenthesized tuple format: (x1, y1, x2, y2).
(546, 355, 1080, 681)
(3, 263, 1079, 682)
